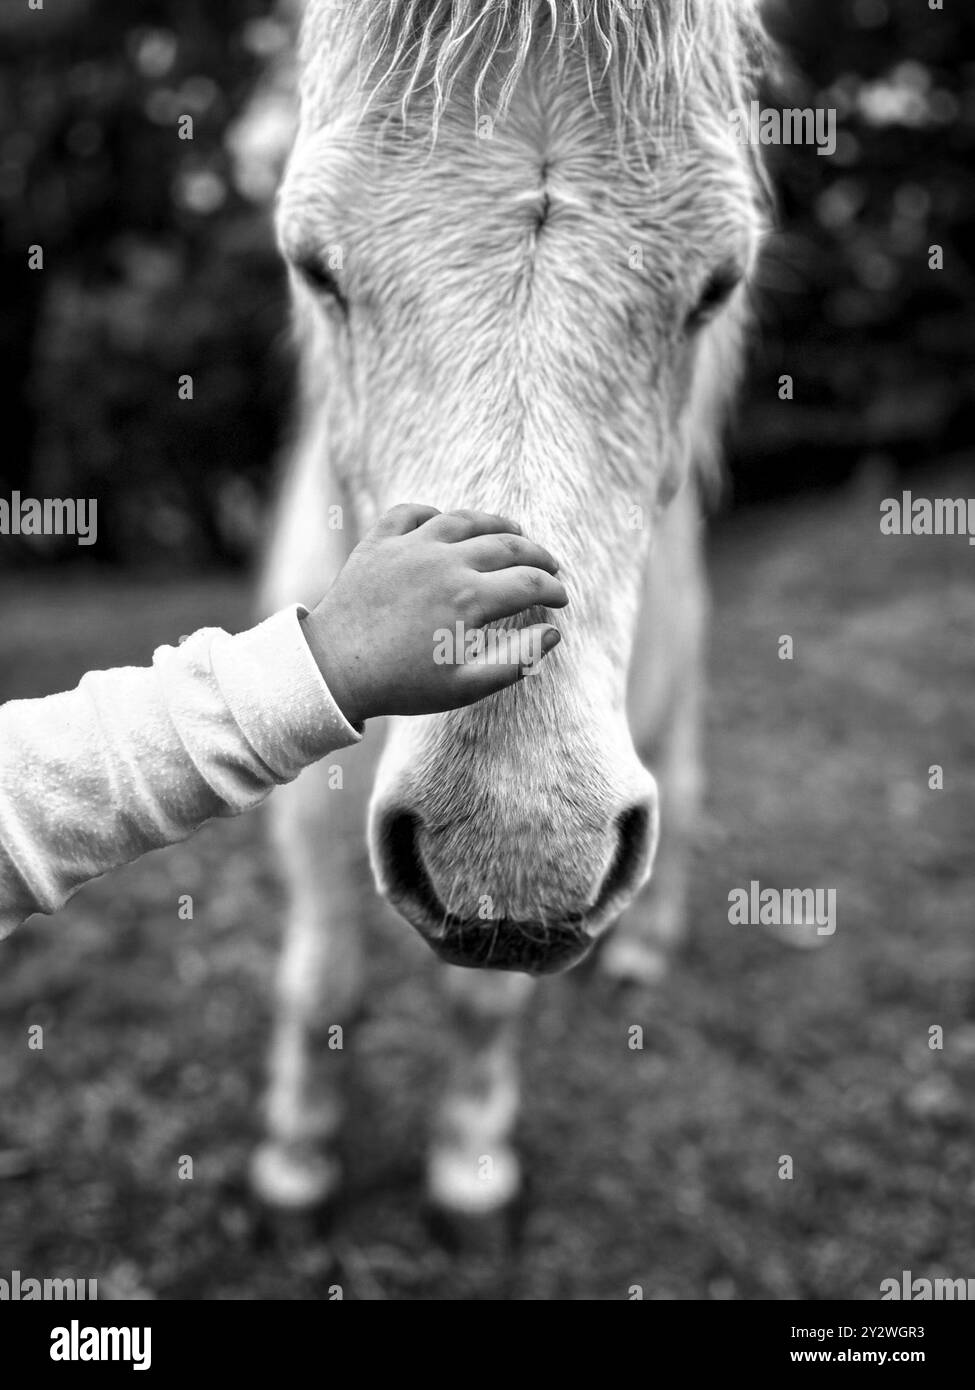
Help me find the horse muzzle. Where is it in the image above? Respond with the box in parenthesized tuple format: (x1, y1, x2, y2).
(370, 801, 657, 975)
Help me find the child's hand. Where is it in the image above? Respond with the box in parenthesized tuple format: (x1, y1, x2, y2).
(301, 504, 568, 724)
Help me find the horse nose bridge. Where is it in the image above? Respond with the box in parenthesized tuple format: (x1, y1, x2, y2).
(413, 706, 650, 829)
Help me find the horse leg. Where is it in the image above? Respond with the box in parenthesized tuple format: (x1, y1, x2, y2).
(251, 739, 377, 1212)
(428, 968, 536, 1220)
(601, 486, 708, 985)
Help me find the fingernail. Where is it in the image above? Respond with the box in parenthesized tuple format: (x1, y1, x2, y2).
(542, 629, 561, 653)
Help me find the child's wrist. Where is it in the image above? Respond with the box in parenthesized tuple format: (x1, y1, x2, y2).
(299, 610, 363, 728)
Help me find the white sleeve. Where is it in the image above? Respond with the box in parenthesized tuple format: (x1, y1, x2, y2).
(0, 605, 361, 938)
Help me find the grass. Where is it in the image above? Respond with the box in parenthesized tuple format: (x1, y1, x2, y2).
(1, 462, 973, 1300)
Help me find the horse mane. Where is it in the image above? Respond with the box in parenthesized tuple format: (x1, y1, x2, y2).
(303, 0, 770, 140)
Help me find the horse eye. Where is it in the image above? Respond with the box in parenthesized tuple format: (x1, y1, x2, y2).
(686, 266, 742, 331)
(294, 256, 348, 311)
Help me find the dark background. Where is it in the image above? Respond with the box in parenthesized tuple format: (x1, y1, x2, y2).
(0, 0, 972, 568)
(1, 0, 974, 1303)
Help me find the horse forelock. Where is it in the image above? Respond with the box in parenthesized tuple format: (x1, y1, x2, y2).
(302, 0, 770, 140)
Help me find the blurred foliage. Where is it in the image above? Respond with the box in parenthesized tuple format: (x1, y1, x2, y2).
(745, 0, 975, 501)
(0, 0, 290, 567)
(0, 0, 972, 567)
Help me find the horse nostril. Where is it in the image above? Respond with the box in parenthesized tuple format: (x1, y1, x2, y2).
(378, 810, 442, 923)
(597, 803, 654, 910)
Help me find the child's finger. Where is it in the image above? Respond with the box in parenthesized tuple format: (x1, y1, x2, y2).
(424, 509, 523, 543)
(372, 503, 442, 536)
(476, 567, 569, 619)
(457, 533, 561, 575)
(459, 626, 562, 699)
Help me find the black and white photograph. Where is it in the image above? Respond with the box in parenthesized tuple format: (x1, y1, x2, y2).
(0, 0, 973, 1336)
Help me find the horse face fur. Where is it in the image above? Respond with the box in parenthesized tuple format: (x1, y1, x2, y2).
(277, 3, 765, 972)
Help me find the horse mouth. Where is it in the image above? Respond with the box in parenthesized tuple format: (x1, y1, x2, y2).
(378, 809, 648, 975)
(428, 917, 593, 975)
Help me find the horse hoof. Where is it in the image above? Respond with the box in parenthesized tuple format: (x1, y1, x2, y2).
(425, 1193, 526, 1257)
(251, 1196, 336, 1253)
(250, 1142, 341, 1226)
(425, 1148, 527, 1254)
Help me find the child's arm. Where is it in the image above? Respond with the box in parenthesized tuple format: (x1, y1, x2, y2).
(0, 605, 354, 939)
(0, 505, 566, 937)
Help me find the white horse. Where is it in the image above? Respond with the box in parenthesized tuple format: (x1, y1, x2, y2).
(251, 0, 769, 1221)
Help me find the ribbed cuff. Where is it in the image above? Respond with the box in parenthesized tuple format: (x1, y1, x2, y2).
(211, 605, 362, 781)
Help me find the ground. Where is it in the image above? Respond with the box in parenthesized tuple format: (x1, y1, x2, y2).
(1, 463, 973, 1301)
